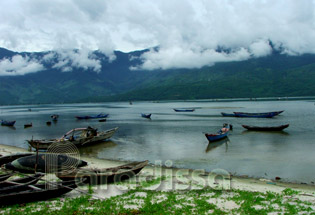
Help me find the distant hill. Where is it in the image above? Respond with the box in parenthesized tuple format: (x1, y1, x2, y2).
(1, 47, 315, 105)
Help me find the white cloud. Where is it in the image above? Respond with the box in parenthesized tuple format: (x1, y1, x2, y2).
(50, 49, 102, 72)
(0, 55, 44, 76)
(249, 40, 273, 58)
(0, 0, 315, 70)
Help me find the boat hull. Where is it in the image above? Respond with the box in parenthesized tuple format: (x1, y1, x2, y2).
(242, 124, 289, 131)
(174, 109, 195, 112)
(56, 160, 148, 185)
(205, 132, 228, 142)
(27, 127, 118, 150)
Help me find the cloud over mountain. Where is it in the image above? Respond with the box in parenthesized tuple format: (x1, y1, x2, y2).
(0, 0, 315, 71)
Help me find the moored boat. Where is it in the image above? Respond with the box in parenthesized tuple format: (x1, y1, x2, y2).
(75, 113, 109, 120)
(0, 173, 44, 193)
(27, 127, 118, 150)
(221, 112, 236, 117)
(0, 153, 34, 166)
(141, 113, 151, 119)
(4, 154, 88, 173)
(242, 124, 289, 131)
(205, 124, 230, 142)
(0, 180, 79, 207)
(233, 111, 284, 118)
(24, 123, 32, 128)
(1, 120, 16, 126)
(174, 109, 195, 112)
(56, 160, 148, 185)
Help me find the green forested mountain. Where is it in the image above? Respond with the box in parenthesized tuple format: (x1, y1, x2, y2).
(1, 47, 315, 105)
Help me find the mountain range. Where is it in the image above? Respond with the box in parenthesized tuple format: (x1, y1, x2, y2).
(1, 47, 315, 105)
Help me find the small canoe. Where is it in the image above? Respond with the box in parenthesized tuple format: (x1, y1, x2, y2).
(242, 124, 289, 131)
(0, 153, 34, 166)
(75, 113, 109, 120)
(141, 113, 151, 119)
(221, 112, 236, 117)
(4, 154, 88, 174)
(205, 131, 228, 142)
(233, 111, 284, 118)
(0, 180, 79, 207)
(205, 125, 229, 142)
(98, 118, 107, 122)
(174, 109, 195, 112)
(0, 173, 14, 183)
(1, 120, 16, 126)
(0, 173, 44, 193)
(24, 123, 32, 128)
(56, 160, 148, 185)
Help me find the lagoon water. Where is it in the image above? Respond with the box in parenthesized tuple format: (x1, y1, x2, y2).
(1, 99, 315, 183)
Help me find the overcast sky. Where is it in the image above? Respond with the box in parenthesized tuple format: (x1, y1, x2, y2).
(1, 0, 315, 75)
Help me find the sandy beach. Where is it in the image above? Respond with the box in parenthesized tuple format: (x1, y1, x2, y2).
(1, 143, 315, 214)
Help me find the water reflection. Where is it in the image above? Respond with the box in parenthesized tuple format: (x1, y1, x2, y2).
(78, 140, 117, 156)
(205, 137, 229, 153)
(241, 130, 290, 136)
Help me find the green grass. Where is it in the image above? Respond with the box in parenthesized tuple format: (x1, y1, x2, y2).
(1, 178, 314, 215)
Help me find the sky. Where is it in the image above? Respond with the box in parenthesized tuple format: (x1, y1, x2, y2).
(0, 0, 315, 75)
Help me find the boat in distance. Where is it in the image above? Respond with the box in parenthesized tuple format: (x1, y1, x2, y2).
(27, 127, 118, 150)
(56, 160, 148, 185)
(0, 120, 16, 126)
(221, 110, 284, 118)
(174, 108, 195, 112)
(75, 113, 109, 120)
(242, 124, 289, 131)
(141, 113, 151, 119)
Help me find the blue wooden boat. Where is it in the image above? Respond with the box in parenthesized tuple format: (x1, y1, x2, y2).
(205, 131, 228, 142)
(205, 125, 229, 142)
(141, 113, 151, 119)
(75, 113, 109, 120)
(233, 110, 284, 118)
(174, 108, 195, 112)
(1, 120, 16, 126)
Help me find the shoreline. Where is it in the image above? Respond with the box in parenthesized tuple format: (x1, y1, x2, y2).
(1, 143, 315, 195)
(1, 143, 315, 214)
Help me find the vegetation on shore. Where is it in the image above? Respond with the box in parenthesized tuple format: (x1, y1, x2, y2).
(1, 177, 315, 215)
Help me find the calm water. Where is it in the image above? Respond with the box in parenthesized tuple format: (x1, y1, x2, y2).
(1, 100, 315, 183)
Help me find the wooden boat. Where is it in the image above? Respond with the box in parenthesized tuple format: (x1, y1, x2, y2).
(174, 109, 195, 112)
(0, 153, 33, 166)
(0, 120, 16, 126)
(75, 113, 109, 120)
(233, 111, 284, 118)
(221, 112, 236, 117)
(141, 113, 151, 119)
(205, 125, 229, 142)
(0, 173, 44, 193)
(0, 180, 79, 207)
(98, 118, 107, 122)
(56, 160, 148, 185)
(0, 173, 13, 182)
(242, 124, 289, 131)
(27, 127, 118, 150)
(24, 123, 32, 128)
(4, 154, 88, 174)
